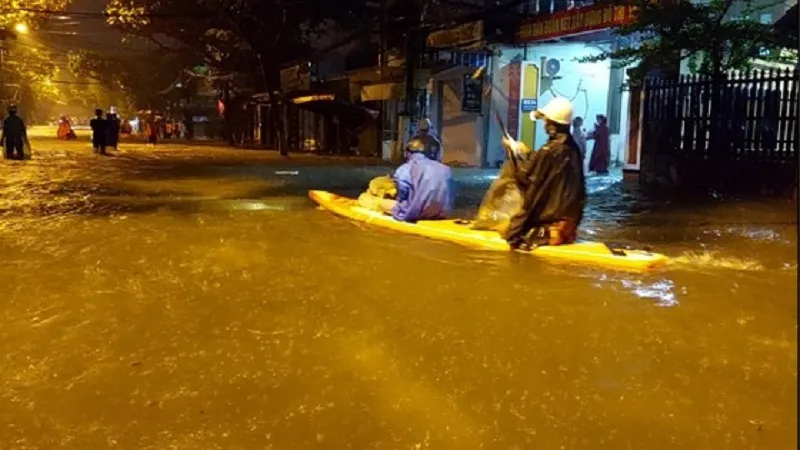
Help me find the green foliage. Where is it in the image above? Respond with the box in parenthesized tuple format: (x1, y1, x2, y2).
(0, 41, 60, 108)
(66, 49, 196, 112)
(579, 0, 793, 80)
(105, 0, 373, 90)
(0, 0, 72, 118)
(0, 0, 70, 29)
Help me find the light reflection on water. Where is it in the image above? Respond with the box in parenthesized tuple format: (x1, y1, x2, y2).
(620, 279, 679, 307)
(671, 251, 767, 272)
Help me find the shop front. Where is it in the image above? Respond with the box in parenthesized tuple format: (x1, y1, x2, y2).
(250, 62, 380, 155)
(428, 49, 492, 167)
(489, 4, 640, 173)
(426, 20, 492, 167)
(288, 82, 379, 156)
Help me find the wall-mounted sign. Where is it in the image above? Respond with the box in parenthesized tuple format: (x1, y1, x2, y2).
(462, 74, 483, 113)
(430, 50, 489, 68)
(280, 63, 311, 94)
(516, 4, 636, 43)
(520, 98, 538, 112)
(427, 20, 484, 49)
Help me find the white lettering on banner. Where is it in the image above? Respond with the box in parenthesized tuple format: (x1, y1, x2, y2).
(516, 5, 636, 43)
(427, 21, 484, 49)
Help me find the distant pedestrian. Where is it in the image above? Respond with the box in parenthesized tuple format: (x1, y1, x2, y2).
(412, 118, 443, 161)
(90, 108, 108, 155)
(1, 105, 29, 160)
(571, 116, 587, 161)
(183, 118, 194, 140)
(106, 112, 121, 151)
(147, 118, 158, 145)
(587, 114, 610, 175)
(164, 120, 174, 139)
(120, 119, 132, 136)
(57, 115, 75, 140)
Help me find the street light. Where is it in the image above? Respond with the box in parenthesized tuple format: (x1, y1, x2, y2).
(14, 23, 29, 35)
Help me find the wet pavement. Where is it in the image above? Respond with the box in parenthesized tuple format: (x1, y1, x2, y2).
(1, 134, 797, 449)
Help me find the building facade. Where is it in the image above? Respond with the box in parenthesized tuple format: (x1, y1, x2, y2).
(486, 2, 639, 172)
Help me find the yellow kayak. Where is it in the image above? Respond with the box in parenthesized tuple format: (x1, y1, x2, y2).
(309, 190, 669, 271)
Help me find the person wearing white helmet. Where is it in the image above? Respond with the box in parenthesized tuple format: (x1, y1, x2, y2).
(499, 96, 586, 249)
(412, 118, 443, 161)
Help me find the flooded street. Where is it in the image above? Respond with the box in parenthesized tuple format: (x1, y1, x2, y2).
(1, 136, 796, 449)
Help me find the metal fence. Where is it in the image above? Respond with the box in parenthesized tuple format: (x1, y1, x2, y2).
(641, 68, 799, 196)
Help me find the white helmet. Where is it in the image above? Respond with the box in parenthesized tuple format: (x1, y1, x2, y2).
(418, 118, 432, 131)
(529, 97, 573, 125)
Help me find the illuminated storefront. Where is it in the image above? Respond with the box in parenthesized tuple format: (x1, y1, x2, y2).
(487, 3, 641, 172)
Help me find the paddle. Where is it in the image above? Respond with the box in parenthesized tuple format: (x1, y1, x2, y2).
(491, 107, 523, 174)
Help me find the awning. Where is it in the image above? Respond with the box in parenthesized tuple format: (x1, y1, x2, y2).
(251, 92, 272, 104)
(292, 94, 336, 104)
(137, 109, 165, 117)
(294, 98, 379, 131)
(360, 82, 405, 101)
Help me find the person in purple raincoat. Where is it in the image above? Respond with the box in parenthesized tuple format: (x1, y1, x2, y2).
(358, 138, 455, 222)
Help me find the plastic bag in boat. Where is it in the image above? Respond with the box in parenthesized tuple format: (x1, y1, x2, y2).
(471, 160, 523, 233)
(367, 175, 397, 199)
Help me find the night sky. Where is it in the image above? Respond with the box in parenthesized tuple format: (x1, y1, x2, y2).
(44, 0, 129, 54)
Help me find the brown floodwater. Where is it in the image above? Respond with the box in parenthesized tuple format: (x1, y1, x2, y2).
(0, 136, 796, 449)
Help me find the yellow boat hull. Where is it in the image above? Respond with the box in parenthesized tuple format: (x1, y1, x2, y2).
(309, 190, 669, 271)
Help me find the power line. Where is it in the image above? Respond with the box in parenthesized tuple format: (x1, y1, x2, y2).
(0, 8, 216, 17)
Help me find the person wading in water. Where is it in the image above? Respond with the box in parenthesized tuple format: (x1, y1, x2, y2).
(499, 97, 586, 249)
(1, 105, 30, 160)
(587, 114, 611, 175)
(90, 109, 108, 155)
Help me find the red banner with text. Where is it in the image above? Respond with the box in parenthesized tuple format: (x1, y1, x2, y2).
(516, 4, 636, 44)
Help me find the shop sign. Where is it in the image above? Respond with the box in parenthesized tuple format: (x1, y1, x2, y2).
(427, 20, 484, 49)
(430, 50, 489, 68)
(462, 74, 483, 113)
(280, 63, 311, 93)
(292, 94, 335, 104)
(516, 4, 636, 43)
(520, 98, 538, 112)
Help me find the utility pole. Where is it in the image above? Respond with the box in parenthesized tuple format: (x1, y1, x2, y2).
(378, 0, 386, 81)
(398, 0, 430, 161)
(402, 25, 420, 129)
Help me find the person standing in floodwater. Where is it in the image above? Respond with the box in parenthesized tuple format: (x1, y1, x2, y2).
(90, 108, 108, 155)
(1, 105, 29, 160)
(106, 112, 121, 151)
(571, 116, 587, 162)
(587, 114, 610, 175)
(147, 117, 159, 146)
